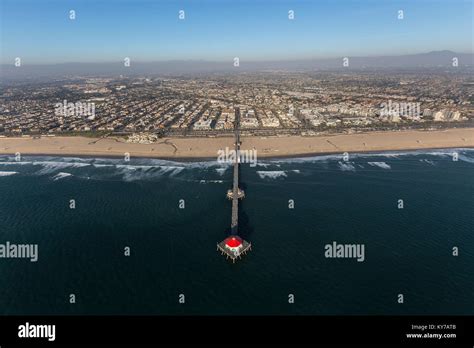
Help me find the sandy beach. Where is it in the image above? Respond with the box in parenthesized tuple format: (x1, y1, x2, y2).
(0, 128, 472, 159)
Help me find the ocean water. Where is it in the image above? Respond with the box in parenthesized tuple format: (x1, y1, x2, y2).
(0, 149, 472, 315)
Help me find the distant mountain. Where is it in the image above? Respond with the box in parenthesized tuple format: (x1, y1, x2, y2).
(1, 51, 472, 80)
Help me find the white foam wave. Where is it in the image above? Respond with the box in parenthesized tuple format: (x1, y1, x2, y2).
(257, 170, 288, 179)
(34, 161, 91, 175)
(338, 161, 356, 171)
(0, 155, 231, 170)
(271, 154, 343, 164)
(92, 164, 115, 168)
(117, 165, 185, 181)
(0, 161, 34, 165)
(458, 154, 474, 164)
(116, 164, 156, 170)
(215, 168, 228, 176)
(266, 148, 474, 163)
(368, 162, 391, 169)
(52, 172, 73, 180)
(0, 171, 18, 176)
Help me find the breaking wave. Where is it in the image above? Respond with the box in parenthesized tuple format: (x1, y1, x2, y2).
(0, 149, 471, 182)
(367, 162, 391, 169)
(338, 161, 356, 171)
(266, 148, 474, 164)
(199, 180, 224, 184)
(215, 168, 228, 176)
(52, 172, 73, 180)
(257, 171, 288, 179)
(0, 171, 18, 176)
(34, 161, 91, 175)
(0, 156, 230, 181)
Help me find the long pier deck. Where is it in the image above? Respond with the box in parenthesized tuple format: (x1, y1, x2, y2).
(217, 107, 251, 262)
(230, 122, 240, 234)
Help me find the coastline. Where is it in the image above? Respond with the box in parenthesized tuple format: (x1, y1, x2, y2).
(0, 128, 472, 161)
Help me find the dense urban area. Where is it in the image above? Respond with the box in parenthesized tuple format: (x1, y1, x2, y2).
(1, 70, 473, 143)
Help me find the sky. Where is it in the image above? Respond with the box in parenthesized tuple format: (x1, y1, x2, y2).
(0, 0, 472, 64)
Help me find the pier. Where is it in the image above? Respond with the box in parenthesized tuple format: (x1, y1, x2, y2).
(217, 107, 252, 262)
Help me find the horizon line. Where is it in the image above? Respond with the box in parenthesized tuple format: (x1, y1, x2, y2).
(2, 50, 473, 66)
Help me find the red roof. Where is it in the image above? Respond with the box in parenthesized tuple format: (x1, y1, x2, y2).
(225, 236, 243, 248)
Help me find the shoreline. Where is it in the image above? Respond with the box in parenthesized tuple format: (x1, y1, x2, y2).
(0, 128, 472, 161)
(0, 146, 472, 163)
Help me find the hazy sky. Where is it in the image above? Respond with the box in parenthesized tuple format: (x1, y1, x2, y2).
(1, 0, 472, 64)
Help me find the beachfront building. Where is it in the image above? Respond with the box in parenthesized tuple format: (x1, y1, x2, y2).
(193, 119, 213, 130)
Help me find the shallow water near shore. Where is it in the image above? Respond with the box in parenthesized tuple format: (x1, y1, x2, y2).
(0, 148, 472, 315)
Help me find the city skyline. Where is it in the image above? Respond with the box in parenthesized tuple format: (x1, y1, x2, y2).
(1, 0, 473, 64)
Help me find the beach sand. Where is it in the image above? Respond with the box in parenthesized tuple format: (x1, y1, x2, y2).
(0, 128, 472, 159)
